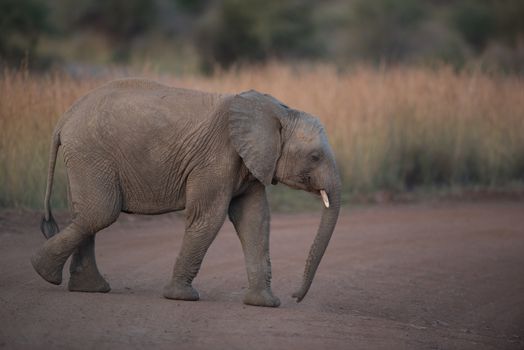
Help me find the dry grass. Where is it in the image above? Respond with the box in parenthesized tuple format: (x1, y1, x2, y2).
(1, 63, 524, 209)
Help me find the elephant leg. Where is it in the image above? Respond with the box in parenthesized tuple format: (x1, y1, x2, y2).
(228, 182, 280, 307)
(31, 163, 121, 287)
(68, 235, 110, 293)
(31, 222, 89, 285)
(163, 184, 230, 301)
(32, 210, 119, 287)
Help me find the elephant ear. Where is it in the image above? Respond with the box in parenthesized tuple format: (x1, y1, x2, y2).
(229, 90, 283, 186)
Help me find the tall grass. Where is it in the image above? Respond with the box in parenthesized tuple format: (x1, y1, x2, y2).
(1, 64, 524, 209)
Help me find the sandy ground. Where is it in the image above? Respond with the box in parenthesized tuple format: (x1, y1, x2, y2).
(0, 201, 523, 350)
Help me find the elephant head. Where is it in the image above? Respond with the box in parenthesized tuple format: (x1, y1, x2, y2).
(229, 90, 341, 302)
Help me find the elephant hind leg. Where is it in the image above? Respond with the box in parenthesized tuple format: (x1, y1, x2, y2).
(31, 208, 120, 287)
(31, 222, 88, 285)
(31, 163, 122, 287)
(68, 235, 110, 293)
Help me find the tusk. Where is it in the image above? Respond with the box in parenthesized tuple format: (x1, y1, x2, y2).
(320, 190, 330, 208)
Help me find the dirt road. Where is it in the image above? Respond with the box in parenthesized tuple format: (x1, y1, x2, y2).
(1, 201, 523, 349)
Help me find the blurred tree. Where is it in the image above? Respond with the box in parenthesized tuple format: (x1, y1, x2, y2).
(65, 0, 157, 61)
(491, 0, 524, 46)
(71, 0, 155, 39)
(0, 0, 49, 65)
(3, 0, 524, 72)
(196, 0, 320, 71)
(451, 0, 494, 52)
(175, 0, 209, 14)
(447, 0, 524, 71)
(450, 0, 524, 50)
(346, 0, 427, 63)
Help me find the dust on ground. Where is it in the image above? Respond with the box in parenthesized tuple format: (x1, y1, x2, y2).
(1, 201, 523, 349)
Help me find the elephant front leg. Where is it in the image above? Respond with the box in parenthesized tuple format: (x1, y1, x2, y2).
(163, 191, 229, 302)
(229, 183, 280, 307)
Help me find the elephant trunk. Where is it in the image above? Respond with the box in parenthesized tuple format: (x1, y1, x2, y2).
(292, 176, 341, 302)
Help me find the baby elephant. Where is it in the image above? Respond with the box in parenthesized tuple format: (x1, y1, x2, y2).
(31, 79, 341, 307)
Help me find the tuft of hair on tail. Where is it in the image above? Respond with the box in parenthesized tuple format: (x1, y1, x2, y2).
(40, 212, 59, 239)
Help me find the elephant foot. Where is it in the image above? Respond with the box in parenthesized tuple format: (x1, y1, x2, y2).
(30, 248, 64, 285)
(243, 288, 281, 307)
(163, 283, 199, 301)
(68, 272, 111, 293)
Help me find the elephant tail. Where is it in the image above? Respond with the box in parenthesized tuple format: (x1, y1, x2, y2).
(40, 129, 61, 239)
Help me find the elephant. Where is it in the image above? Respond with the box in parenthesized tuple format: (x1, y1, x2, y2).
(31, 78, 341, 307)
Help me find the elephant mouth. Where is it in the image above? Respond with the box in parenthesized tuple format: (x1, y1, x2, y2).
(279, 178, 309, 191)
(278, 179, 330, 208)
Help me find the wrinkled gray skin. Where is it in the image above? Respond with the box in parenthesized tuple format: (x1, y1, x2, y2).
(31, 79, 341, 307)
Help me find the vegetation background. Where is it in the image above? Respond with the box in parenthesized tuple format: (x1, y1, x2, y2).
(1, 0, 524, 210)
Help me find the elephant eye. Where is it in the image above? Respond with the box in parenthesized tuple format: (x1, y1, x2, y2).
(310, 152, 321, 162)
